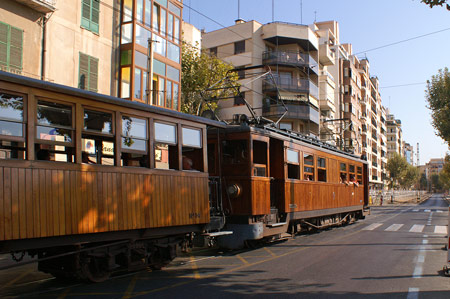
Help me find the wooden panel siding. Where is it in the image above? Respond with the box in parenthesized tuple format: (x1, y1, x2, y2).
(0, 162, 210, 241)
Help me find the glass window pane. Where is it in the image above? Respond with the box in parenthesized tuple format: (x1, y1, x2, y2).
(158, 78, 165, 106)
(182, 127, 201, 147)
(135, 50, 148, 68)
(37, 101, 72, 127)
(154, 34, 166, 56)
(167, 42, 180, 63)
(0, 120, 22, 137)
(317, 157, 326, 168)
(36, 126, 72, 143)
(0, 93, 23, 121)
(161, 8, 166, 36)
(84, 109, 112, 134)
(136, 25, 151, 48)
(122, 116, 147, 138)
(166, 82, 172, 109)
(134, 68, 142, 99)
(145, 0, 151, 27)
(154, 122, 176, 143)
(153, 58, 166, 75)
(168, 2, 181, 16)
(121, 67, 131, 98)
(174, 17, 180, 43)
(121, 23, 133, 44)
(340, 163, 347, 171)
(121, 50, 132, 65)
(349, 164, 355, 173)
(155, 0, 167, 7)
(287, 149, 298, 163)
(357, 166, 362, 174)
(153, 4, 160, 32)
(137, 0, 143, 23)
(122, 137, 147, 151)
(304, 154, 314, 166)
(173, 83, 179, 110)
(168, 14, 173, 40)
(123, 0, 133, 22)
(167, 65, 179, 81)
(143, 71, 148, 102)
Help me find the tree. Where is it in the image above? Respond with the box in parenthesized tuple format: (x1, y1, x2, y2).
(181, 43, 238, 115)
(418, 173, 428, 190)
(421, 0, 450, 10)
(430, 174, 443, 191)
(426, 68, 450, 144)
(399, 164, 420, 189)
(439, 154, 450, 190)
(387, 153, 409, 188)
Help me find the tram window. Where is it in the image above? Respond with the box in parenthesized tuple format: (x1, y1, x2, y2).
(357, 166, 363, 184)
(303, 153, 314, 181)
(154, 122, 178, 169)
(222, 139, 248, 165)
(82, 109, 115, 165)
(340, 163, 347, 183)
(317, 157, 327, 182)
(36, 100, 74, 162)
(121, 116, 149, 167)
(0, 93, 26, 159)
(287, 149, 299, 180)
(182, 127, 203, 171)
(253, 140, 267, 177)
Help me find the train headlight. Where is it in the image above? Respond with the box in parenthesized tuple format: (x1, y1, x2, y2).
(227, 184, 242, 198)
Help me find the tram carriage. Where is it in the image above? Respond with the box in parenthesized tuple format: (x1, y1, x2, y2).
(209, 123, 369, 249)
(0, 71, 225, 281)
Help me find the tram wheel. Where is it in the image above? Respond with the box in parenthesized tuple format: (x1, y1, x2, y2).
(80, 256, 111, 283)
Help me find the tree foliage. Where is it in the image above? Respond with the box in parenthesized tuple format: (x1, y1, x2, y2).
(439, 154, 450, 190)
(181, 43, 238, 115)
(387, 153, 419, 188)
(425, 67, 450, 145)
(421, 0, 450, 10)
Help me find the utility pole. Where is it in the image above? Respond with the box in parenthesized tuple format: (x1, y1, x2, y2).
(146, 38, 158, 105)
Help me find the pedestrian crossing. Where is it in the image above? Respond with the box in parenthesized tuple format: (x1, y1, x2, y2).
(410, 209, 445, 213)
(362, 222, 448, 234)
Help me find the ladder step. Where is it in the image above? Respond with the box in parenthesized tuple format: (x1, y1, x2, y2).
(266, 222, 287, 228)
(202, 231, 233, 237)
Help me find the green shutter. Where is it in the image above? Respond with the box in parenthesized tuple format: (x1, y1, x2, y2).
(79, 53, 89, 90)
(89, 56, 98, 92)
(81, 0, 100, 34)
(81, 0, 91, 29)
(0, 23, 8, 67)
(9, 27, 22, 71)
(91, 0, 100, 33)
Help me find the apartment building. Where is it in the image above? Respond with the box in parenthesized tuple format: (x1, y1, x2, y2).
(386, 113, 404, 157)
(404, 142, 414, 165)
(202, 20, 321, 136)
(0, 0, 183, 110)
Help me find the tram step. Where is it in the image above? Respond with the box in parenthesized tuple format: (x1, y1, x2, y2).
(202, 231, 233, 237)
(266, 222, 287, 228)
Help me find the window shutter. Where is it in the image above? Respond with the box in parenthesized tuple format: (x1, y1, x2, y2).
(9, 26, 22, 71)
(0, 23, 8, 67)
(81, 0, 91, 29)
(79, 53, 89, 90)
(91, 0, 100, 33)
(89, 56, 98, 92)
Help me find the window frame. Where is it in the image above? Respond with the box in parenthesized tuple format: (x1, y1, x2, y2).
(0, 90, 27, 143)
(234, 40, 245, 55)
(286, 148, 300, 180)
(303, 152, 315, 181)
(317, 156, 327, 182)
(120, 114, 149, 154)
(81, 0, 100, 34)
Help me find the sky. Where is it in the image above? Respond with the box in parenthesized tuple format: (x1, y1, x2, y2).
(183, 0, 450, 165)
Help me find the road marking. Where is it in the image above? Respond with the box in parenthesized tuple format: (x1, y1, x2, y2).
(436, 210, 444, 213)
(413, 265, 423, 278)
(434, 226, 447, 235)
(385, 224, 403, 231)
(422, 240, 428, 244)
(236, 254, 249, 264)
(424, 209, 431, 212)
(263, 247, 277, 257)
(57, 288, 72, 299)
(0, 268, 33, 289)
(409, 225, 425, 233)
(362, 223, 383, 231)
(189, 255, 201, 279)
(412, 209, 419, 212)
(407, 287, 419, 299)
(122, 273, 139, 299)
(416, 255, 425, 263)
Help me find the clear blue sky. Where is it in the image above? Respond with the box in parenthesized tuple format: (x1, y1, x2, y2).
(183, 0, 450, 165)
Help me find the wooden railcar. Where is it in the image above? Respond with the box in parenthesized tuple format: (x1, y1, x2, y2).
(0, 71, 224, 281)
(209, 124, 369, 249)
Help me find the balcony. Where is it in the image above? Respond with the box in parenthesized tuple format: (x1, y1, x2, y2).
(372, 162, 378, 167)
(14, 0, 56, 13)
(262, 51, 318, 75)
(263, 77, 319, 99)
(263, 102, 320, 125)
(372, 132, 377, 140)
(319, 43, 335, 66)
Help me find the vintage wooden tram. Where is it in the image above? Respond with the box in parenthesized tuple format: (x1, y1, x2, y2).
(208, 122, 369, 249)
(0, 71, 225, 281)
(0, 70, 369, 281)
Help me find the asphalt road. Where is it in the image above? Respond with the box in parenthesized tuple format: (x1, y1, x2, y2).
(0, 194, 449, 298)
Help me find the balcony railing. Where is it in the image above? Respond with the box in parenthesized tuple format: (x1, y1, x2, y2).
(263, 77, 319, 99)
(262, 102, 320, 125)
(262, 51, 318, 73)
(14, 0, 56, 13)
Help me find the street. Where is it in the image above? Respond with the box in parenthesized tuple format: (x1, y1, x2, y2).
(0, 194, 449, 298)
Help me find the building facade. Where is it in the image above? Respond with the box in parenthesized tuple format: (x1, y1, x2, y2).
(386, 112, 404, 157)
(0, 0, 183, 110)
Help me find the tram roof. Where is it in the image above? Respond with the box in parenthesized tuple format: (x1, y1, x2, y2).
(0, 71, 227, 128)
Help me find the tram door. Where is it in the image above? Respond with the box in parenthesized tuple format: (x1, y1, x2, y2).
(269, 138, 285, 210)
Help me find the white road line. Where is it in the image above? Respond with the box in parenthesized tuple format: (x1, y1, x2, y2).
(413, 265, 423, 278)
(424, 209, 431, 212)
(422, 239, 429, 244)
(362, 223, 383, 231)
(413, 209, 419, 212)
(385, 224, 404, 231)
(434, 226, 447, 235)
(407, 287, 419, 299)
(409, 224, 425, 233)
(416, 255, 425, 263)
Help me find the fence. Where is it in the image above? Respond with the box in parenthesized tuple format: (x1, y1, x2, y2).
(369, 190, 429, 205)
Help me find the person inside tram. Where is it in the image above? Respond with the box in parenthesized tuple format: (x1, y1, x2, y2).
(349, 174, 359, 187)
(182, 155, 194, 170)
